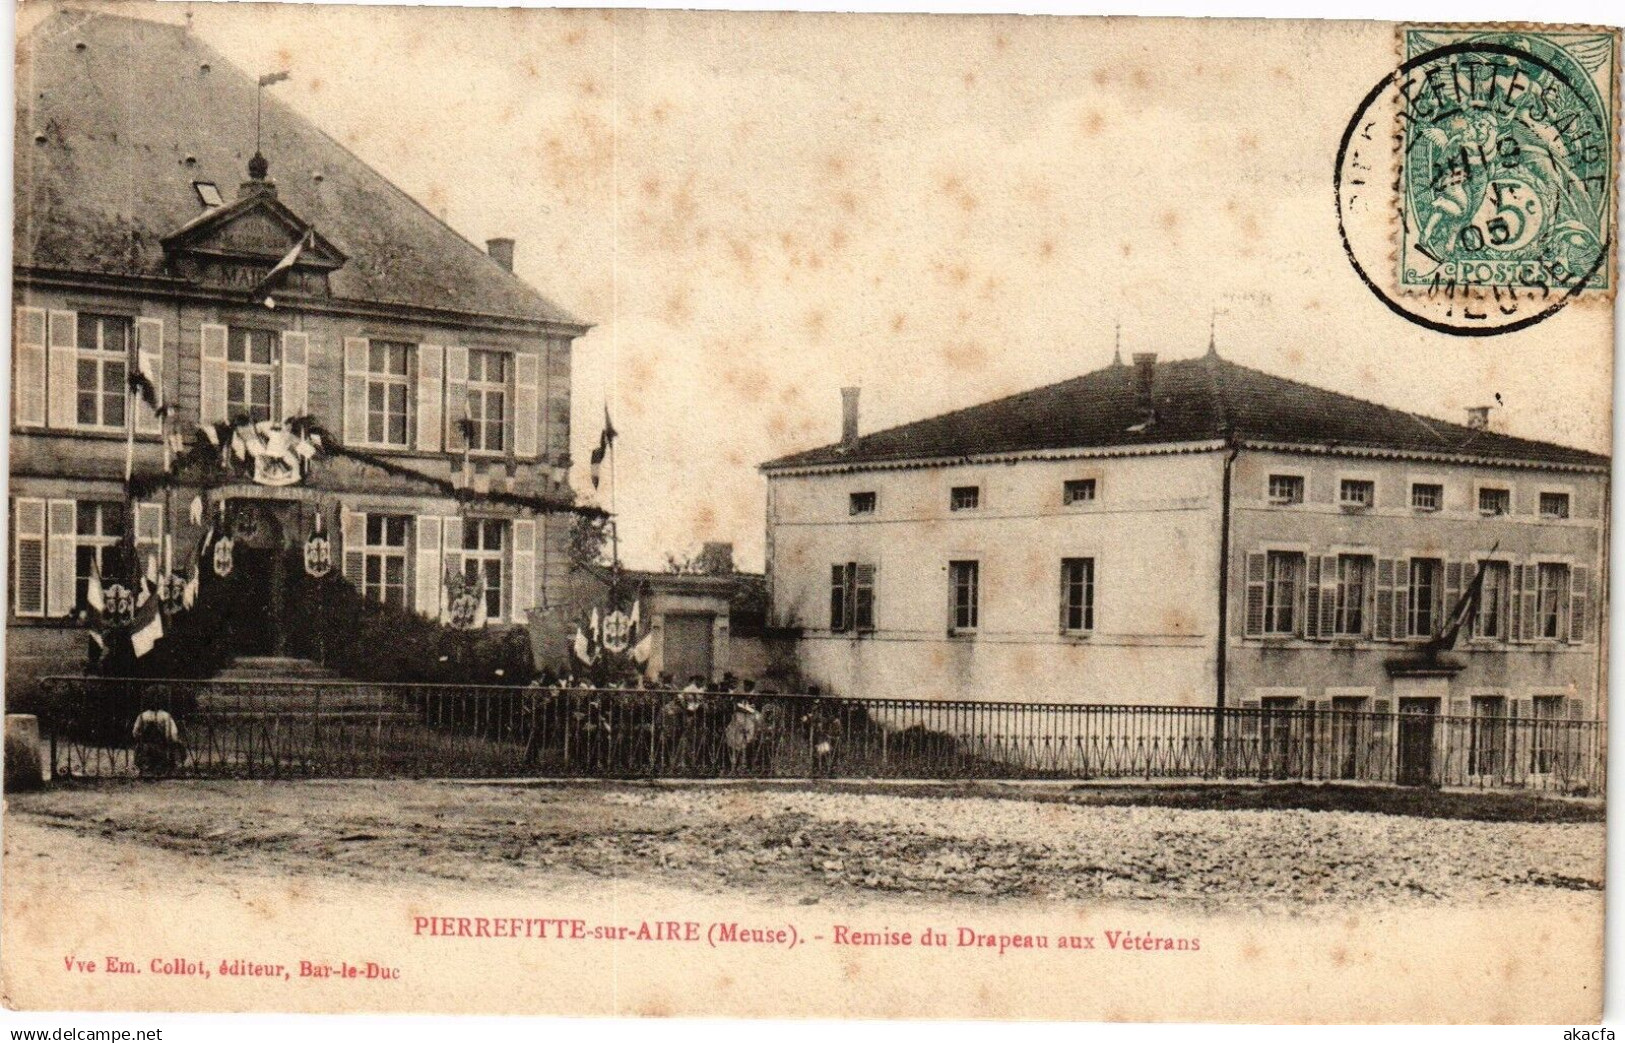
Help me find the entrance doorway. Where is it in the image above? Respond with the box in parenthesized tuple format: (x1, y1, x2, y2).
(662, 612, 715, 683)
(1397, 698, 1438, 786)
(218, 499, 293, 658)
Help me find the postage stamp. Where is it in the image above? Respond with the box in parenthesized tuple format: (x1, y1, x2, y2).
(1335, 26, 1619, 334)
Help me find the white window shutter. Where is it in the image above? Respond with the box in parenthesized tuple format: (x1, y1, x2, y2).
(1319, 554, 1338, 636)
(281, 331, 310, 420)
(443, 346, 468, 452)
(12, 498, 46, 617)
(135, 318, 165, 434)
(46, 310, 78, 429)
(342, 509, 366, 591)
(514, 352, 540, 459)
(134, 503, 164, 576)
(1568, 564, 1589, 644)
(415, 515, 443, 617)
(1374, 558, 1395, 640)
(1519, 564, 1539, 641)
(416, 344, 444, 452)
(1508, 564, 1525, 642)
(13, 307, 47, 427)
(1243, 552, 1266, 638)
(441, 516, 464, 620)
(199, 323, 229, 425)
(1392, 561, 1410, 640)
(511, 518, 536, 622)
(46, 499, 76, 617)
(1303, 556, 1321, 640)
(344, 337, 370, 444)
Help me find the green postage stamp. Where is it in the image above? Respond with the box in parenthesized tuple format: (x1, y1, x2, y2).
(1398, 27, 1617, 299)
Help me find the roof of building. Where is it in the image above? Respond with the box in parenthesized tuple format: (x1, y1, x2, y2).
(15, 8, 584, 328)
(761, 349, 1610, 471)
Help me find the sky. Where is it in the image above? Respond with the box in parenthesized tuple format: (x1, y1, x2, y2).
(56, 3, 1615, 570)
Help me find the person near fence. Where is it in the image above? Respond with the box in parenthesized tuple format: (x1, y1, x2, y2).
(131, 707, 186, 779)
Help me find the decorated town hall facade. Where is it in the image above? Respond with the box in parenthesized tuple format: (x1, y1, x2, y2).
(761, 348, 1609, 729)
(9, 10, 587, 697)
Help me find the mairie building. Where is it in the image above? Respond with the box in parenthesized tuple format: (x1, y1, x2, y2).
(760, 346, 1609, 728)
(9, 9, 587, 696)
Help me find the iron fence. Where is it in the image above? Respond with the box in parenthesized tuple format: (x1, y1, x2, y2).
(36, 676, 1606, 793)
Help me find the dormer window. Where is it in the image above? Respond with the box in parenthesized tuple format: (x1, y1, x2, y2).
(193, 181, 223, 208)
(1267, 474, 1304, 506)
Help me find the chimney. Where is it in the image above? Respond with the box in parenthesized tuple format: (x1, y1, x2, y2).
(840, 387, 861, 449)
(1465, 405, 1491, 431)
(486, 237, 515, 272)
(1131, 352, 1157, 417)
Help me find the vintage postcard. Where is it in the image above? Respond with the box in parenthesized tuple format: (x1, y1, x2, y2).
(2, 0, 1617, 1026)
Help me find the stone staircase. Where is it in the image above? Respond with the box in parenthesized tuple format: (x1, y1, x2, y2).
(213, 656, 342, 682)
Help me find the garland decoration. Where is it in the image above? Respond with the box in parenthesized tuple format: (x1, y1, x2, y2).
(125, 415, 607, 521)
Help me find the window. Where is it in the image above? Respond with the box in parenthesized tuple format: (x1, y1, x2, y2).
(466, 349, 508, 453)
(75, 314, 130, 430)
(949, 560, 979, 633)
(849, 491, 877, 516)
(1060, 557, 1095, 633)
(365, 340, 412, 447)
(1063, 479, 1097, 505)
(1407, 558, 1443, 637)
(1539, 492, 1570, 519)
(1535, 563, 1569, 640)
(362, 514, 410, 610)
(1478, 486, 1511, 516)
(463, 518, 507, 622)
(829, 562, 876, 632)
(1267, 474, 1304, 505)
(1469, 695, 1508, 777)
(1333, 554, 1373, 637)
(227, 328, 277, 424)
(1531, 695, 1566, 774)
(1263, 551, 1302, 635)
(74, 502, 127, 611)
(1339, 479, 1374, 508)
(1473, 561, 1510, 640)
(193, 181, 223, 207)
(1411, 482, 1443, 511)
(950, 486, 980, 511)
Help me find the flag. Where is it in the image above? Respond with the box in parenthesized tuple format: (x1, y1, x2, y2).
(87, 558, 106, 615)
(130, 595, 164, 658)
(253, 228, 313, 301)
(258, 71, 291, 87)
(1435, 542, 1500, 650)
(589, 407, 617, 489)
(631, 629, 653, 666)
(573, 626, 598, 666)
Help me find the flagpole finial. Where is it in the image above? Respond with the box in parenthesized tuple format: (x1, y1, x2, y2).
(248, 151, 269, 181)
(1207, 309, 1219, 357)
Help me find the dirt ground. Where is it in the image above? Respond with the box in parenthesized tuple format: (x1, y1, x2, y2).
(4, 779, 1604, 912)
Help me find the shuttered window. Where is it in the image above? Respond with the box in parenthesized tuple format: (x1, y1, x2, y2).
(829, 562, 877, 633)
(227, 327, 277, 423)
(1263, 551, 1302, 635)
(362, 514, 411, 610)
(1473, 561, 1511, 641)
(463, 519, 506, 622)
(467, 349, 508, 453)
(1333, 555, 1372, 637)
(74, 502, 127, 611)
(12, 499, 46, 617)
(75, 314, 131, 430)
(1535, 563, 1569, 640)
(366, 341, 412, 447)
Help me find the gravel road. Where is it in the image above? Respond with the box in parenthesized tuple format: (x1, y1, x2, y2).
(7, 780, 1603, 913)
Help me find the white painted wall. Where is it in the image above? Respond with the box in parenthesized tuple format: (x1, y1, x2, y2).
(766, 451, 1225, 706)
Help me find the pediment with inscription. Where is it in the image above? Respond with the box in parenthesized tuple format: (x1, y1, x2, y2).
(161, 189, 346, 296)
